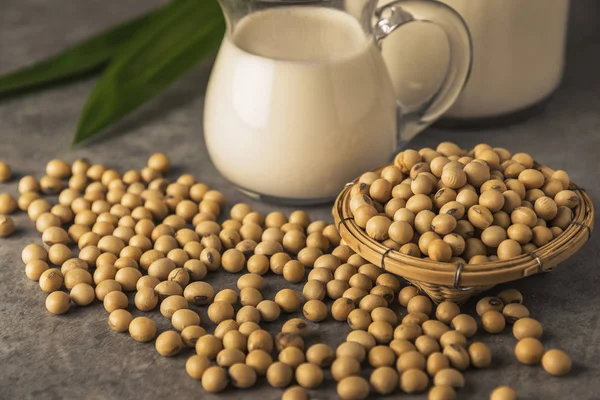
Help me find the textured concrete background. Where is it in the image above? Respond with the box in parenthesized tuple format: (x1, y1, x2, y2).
(0, 0, 599, 399)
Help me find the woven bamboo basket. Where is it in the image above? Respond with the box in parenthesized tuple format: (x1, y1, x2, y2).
(333, 163, 594, 303)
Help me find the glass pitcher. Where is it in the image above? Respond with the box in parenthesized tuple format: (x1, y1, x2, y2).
(204, 0, 472, 204)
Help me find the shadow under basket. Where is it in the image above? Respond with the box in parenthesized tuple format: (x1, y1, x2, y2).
(333, 163, 594, 304)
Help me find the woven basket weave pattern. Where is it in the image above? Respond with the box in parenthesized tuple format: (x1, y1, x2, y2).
(333, 164, 594, 303)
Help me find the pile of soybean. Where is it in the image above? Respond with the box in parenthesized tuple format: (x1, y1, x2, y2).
(0, 150, 572, 400)
(351, 142, 577, 263)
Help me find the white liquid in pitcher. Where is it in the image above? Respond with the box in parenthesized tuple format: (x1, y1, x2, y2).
(204, 7, 397, 201)
(444, 0, 569, 118)
(378, 0, 569, 119)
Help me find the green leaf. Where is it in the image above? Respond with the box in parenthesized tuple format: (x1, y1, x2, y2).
(73, 0, 225, 145)
(0, 10, 159, 97)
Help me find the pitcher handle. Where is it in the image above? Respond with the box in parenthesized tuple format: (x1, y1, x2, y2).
(374, 0, 472, 143)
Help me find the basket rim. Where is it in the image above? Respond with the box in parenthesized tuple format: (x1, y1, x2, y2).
(333, 162, 594, 287)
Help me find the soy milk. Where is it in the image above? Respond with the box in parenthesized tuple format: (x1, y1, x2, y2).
(378, 0, 569, 120)
(204, 7, 397, 201)
(445, 0, 569, 119)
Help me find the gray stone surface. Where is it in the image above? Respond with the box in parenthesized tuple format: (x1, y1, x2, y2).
(0, 0, 599, 399)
